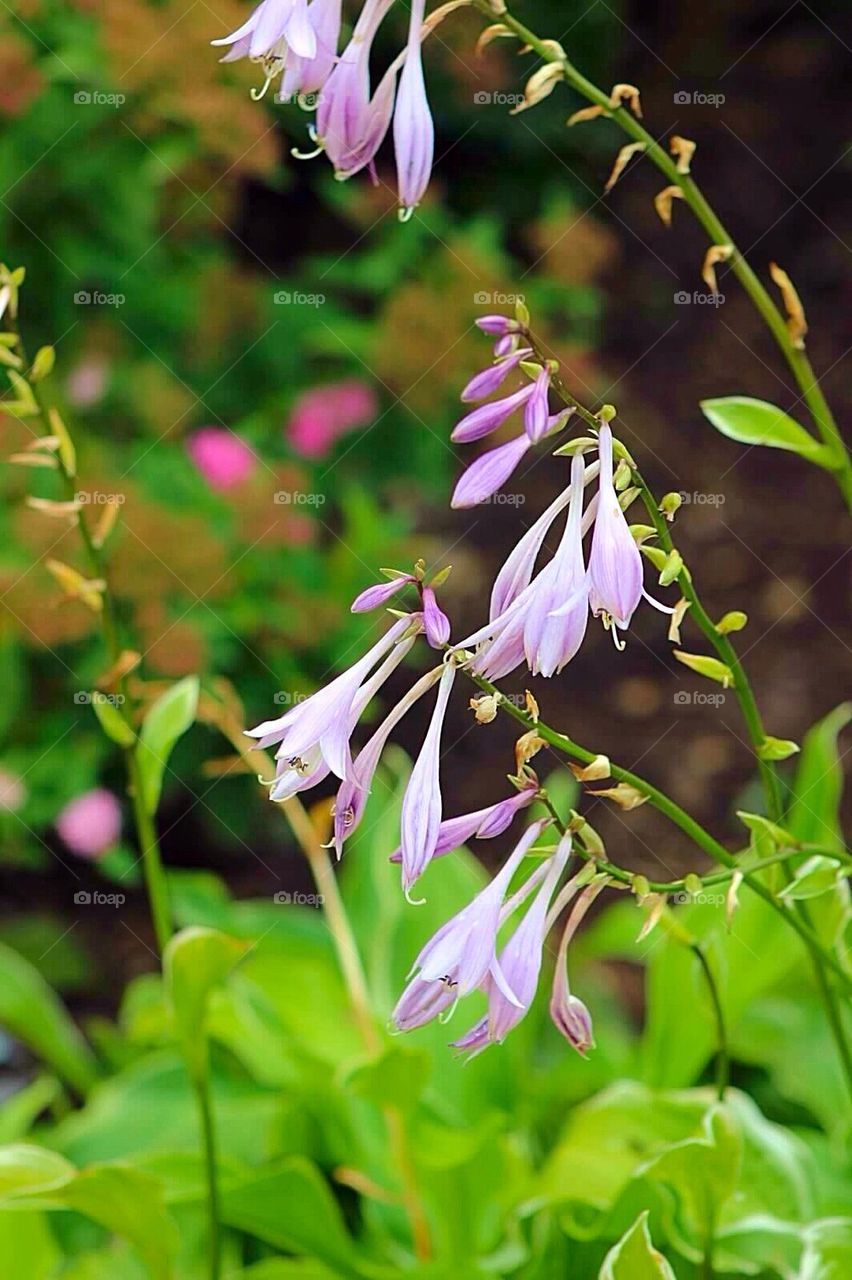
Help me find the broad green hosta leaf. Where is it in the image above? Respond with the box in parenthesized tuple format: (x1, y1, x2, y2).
(135, 676, 199, 815)
(700, 397, 834, 467)
(599, 1211, 675, 1278)
(0, 1146, 178, 1280)
(238, 1264, 343, 1280)
(0, 1209, 60, 1279)
(786, 703, 851, 850)
(799, 1218, 852, 1279)
(0, 941, 98, 1096)
(163, 926, 247, 1080)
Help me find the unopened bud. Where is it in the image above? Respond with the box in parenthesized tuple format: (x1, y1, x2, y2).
(673, 650, 734, 688)
(715, 610, 747, 635)
(683, 873, 702, 896)
(659, 491, 682, 520)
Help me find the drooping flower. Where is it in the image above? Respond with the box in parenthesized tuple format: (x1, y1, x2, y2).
(212, 0, 317, 68)
(393, 0, 433, 218)
(460, 348, 532, 403)
(247, 614, 418, 785)
(277, 0, 342, 100)
(451, 384, 536, 444)
(389, 783, 537, 863)
(350, 573, 416, 613)
(391, 819, 549, 1028)
(523, 365, 552, 443)
(399, 660, 457, 893)
(332, 665, 443, 859)
(56, 788, 121, 858)
(421, 586, 450, 647)
(549, 878, 606, 1054)
(452, 830, 572, 1055)
(286, 379, 378, 458)
(186, 427, 256, 491)
(451, 433, 532, 509)
(587, 422, 643, 630)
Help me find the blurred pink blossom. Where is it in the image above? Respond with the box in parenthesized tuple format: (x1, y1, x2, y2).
(0, 768, 26, 813)
(286, 379, 378, 458)
(187, 427, 256, 491)
(56, 788, 121, 858)
(66, 356, 109, 408)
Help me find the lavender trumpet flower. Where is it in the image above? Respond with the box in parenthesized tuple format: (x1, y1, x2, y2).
(350, 572, 415, 613)
(399, 660, 457, 894)
(278, 0, 342, 100)
(392, 819, 550, 1028)
(460, 348, 532, 403)
(451, 433, 532, 510)
(213, 0, 317, 70)
(393, 0, 433, 218)
(523, 365, 552, 443)
(451, 384, 536, 444)
(247, 614, 417, 786)
(587, 421, 643, 632)
(389, 783, 536, 863)
(452, 830, 572, 1055)
(421, 585, 450, 647)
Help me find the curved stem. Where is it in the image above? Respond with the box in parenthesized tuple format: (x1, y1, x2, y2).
(692, 944, 728, 1101)
(194, 1072, 222, 1280)
(475, 1, 852, 507)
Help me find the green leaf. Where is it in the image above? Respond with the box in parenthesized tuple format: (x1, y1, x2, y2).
(91, 696, 135, 747)
(220, 1158, 362, 1276)
(0, 1076, 61, 1144)
(0, 942, 98, 1095)
(799, 1217, 852, 1279)
(736, 811, 795, 850)
(136, 676, 199, 815)
(779, 855, 844, 902)
(757, 734, 800, 761)
(787, 703, 852, 850)
(599, 1211, 676, 1279)
(701, 396, 834, 467)
(340, 1044, 431, 1111)
(0, 1145, 74, 1199)
(163, 926, 247, 1080)
(673, 650, 733, 687)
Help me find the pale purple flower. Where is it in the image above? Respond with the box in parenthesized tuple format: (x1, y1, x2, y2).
(314, 0, 397, 179)
(332, 665, 442, 858)
(523, 366, 551, 443)
(399, 661, 456, 894)
(389, 784, 536, 863)
(548, 877, 606, 1054)
(187, 427, 256, 491)
(394, 0, 433, 216)
(493, 334, 518, 357)
(587, 423, 643, 630)
(475, 316, 522, 337)
(392, 819, 549, 1027)
(277, 0, 341, 100)
(451, 383, 535, 444)
(212, 0, 317, 64)
(524, 453, 589, 676)
(451, 433, 532, 509)
(460, 348, 532, 403)
(421, 586, 450, 647)
(350, 574, 415, 613)
(247, 615, 416, 784)
(452, 831, 572, 1055)
(56, 788, 121, 858)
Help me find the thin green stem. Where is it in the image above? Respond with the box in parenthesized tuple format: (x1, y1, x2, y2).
(194, 1073, 222, 1280)
(127, 749, 173, 955)
(692, 945, 728, 1101)
(475, 1, 852, 507)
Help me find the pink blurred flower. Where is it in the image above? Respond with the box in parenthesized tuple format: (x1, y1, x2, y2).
(286, 379, 378, 458)
(186, 427, 256, 491)
(0, 768, 26, 813)
(56, 788, 122, 858)
(66, 357, 109, 408)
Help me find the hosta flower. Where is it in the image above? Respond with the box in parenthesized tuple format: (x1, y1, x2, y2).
(213, 0, 317, 68)
(452, 830, 572, 1055)
(313, 0, 397, 179)
(460, 348, 532, 403)
(451, 433, 532, 509)
(451, 384, 536, 444)
(421, 586, 450, 647)
(278, 0, 342, 100)
(399, 661, 457, 893)
(394, 0, 433, 217)
(332, 665, 443, 858)
(389, 783, 537, 863)
(392, 819, 550, 1028)
(548, 878, 606, 1054)
(586, 422, 642, 630)
(350, 573, 416, 613)
(247, 614, 418, 786)
(523, 365, 552, 443)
